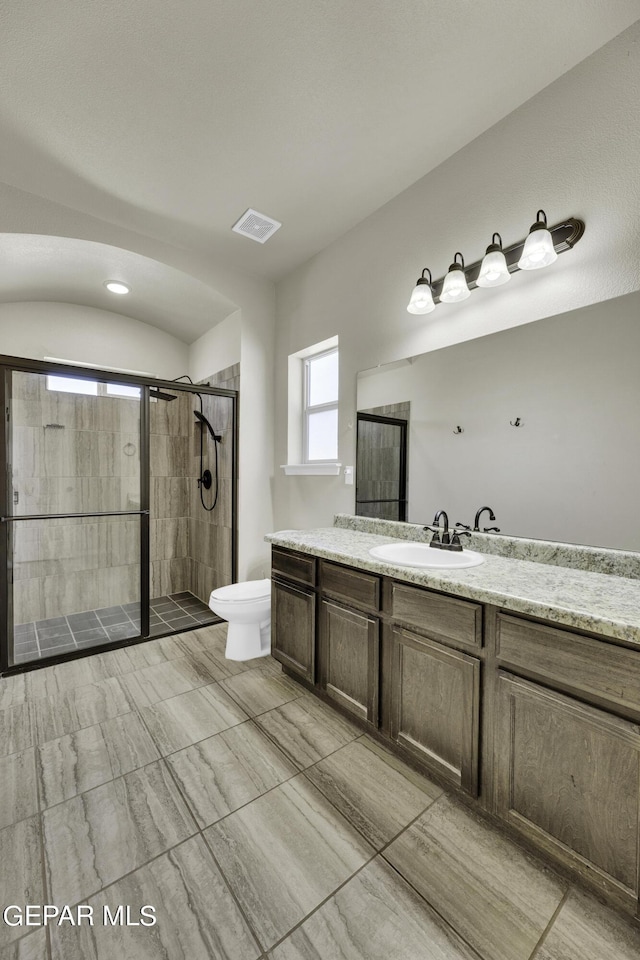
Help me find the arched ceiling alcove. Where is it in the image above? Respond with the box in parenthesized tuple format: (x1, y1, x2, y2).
(0, 234, 238, 343)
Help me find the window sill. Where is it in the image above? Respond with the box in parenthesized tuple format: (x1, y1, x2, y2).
(281, 463, 342, 476)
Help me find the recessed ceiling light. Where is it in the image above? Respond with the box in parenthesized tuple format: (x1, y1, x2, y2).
(104, 281, 130, 295)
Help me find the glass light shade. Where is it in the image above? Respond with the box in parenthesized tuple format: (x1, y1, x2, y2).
(517, 227, 557, 270)
(407, 282, 435, 314)
(477, 249, 511, 287)
(440, 266, 470, 303)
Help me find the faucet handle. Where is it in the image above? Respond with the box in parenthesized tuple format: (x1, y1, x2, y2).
(452, 529, 471, 542)
(483, 526, 500, 533)
(455, 522, 471, 531)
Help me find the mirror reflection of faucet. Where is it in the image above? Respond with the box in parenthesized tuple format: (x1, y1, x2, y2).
(473, 506, 500, 533)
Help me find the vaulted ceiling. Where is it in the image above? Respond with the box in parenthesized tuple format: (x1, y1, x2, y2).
(0, 1, 637, 337)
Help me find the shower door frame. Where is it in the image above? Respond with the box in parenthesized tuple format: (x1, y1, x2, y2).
(0, 354, 238, 676)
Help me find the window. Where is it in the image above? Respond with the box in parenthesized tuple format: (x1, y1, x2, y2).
(106, 383, 141, 399)
(46, 375, 98, 396)
(303, 347, 338, 462)
(46, 375, 141, 399)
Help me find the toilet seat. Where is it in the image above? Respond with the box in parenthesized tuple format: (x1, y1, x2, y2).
(210, 579, 271, 604)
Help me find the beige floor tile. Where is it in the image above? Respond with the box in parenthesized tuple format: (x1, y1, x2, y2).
(50, 836, 260, 960)
(255, 694, 361, 769)
(37, 712, 159, 807)
(0, 749, 38, 829)
(167, 720, 297, 827)
(0, 674, 27, 711)
(306, 736, 442, 848)
(43, 761, 196, 905)
(33, 677, 131, 743)
(271, 857, 481, 960)
(141, 683, 248, 754)
(384, 795, 567, 960)
(97, 640, 169, 677)
(537, 888, 640, 960)
(0, 929, 48, 959)
(205, 774, 373, 950)
(0, 702, 35, 758)
(26, 657, 108, 701)
(219, 668, 306, 717)
(118, 657, 217, 707)
(0, 818, 44, 949)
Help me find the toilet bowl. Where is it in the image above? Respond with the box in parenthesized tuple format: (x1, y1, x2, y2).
(208, 579, 271, 661)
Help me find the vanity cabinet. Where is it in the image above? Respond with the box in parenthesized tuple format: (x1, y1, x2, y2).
(390, 626, 480, 794)
(319, 599, 379, 724)
(495, 671, 640, 904)
(270, 543, 640, 918)
(271, 577, 316, 682)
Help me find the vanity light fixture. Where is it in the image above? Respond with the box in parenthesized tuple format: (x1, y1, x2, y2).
(405, 212, 584, 315)
(104, 281, 130, 295)
(477, 233, 510, 287)
(440, 253, 471, 303)
(406, 268, 436, 314)
(517, 210, 558, 270)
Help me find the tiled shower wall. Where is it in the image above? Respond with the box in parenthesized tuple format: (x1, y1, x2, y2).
(188, 364, 238, 603)
(149, 391, 191, 597)
(12, 372, 141, 623)
(11, 367, 237, 624)
(149, 364, 238, 603)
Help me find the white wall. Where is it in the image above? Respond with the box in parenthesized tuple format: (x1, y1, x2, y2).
(273, 22, 640, 532)
(189, 310, 242, 382)
(0, 174, 277, 582)
(357, 291, 640, 551)
(0, 301, 189, 379)
(190, 297, 276, 581)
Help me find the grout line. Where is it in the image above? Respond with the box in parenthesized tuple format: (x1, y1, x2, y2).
(134, 699, 267, 958)
(528, 887, 571, 960)
(262, 798, 442, 956)
(33, 725, 54, 960)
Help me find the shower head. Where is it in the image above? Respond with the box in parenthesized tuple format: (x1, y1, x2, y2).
(194, 409, 220, 441)
(149, 388, 177, 402)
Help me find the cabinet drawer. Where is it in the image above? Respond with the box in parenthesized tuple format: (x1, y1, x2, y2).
(496, 614, 640, 715)
(391, 582, 482, 649)
(320, 560, 380, 613)
(272, 547, 316, 587)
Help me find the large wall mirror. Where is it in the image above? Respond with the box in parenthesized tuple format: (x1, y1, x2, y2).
(356, 290, 640, 551)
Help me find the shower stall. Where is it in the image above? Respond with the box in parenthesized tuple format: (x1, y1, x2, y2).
(0, 356, 238, 672)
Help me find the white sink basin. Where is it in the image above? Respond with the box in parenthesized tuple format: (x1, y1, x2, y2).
(369, 542, 485, 569)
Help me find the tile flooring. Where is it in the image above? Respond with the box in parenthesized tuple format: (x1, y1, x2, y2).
(12, 593, 216, 664)
(0, 623, 639, 959)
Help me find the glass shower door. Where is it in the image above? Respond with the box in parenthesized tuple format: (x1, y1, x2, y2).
(2, 368, 147, 667)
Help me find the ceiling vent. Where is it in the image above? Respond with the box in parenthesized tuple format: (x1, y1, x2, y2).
(231, 208, 282, 244)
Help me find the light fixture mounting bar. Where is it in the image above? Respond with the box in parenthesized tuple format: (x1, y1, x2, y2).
(429, 217, 584, 304)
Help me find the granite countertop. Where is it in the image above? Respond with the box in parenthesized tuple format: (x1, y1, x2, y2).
(265, 527, 640, 647)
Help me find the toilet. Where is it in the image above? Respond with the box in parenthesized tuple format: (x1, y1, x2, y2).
(208, 579, 272, 661)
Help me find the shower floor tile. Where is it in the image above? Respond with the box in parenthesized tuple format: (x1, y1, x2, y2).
(12, 594, 218, 665)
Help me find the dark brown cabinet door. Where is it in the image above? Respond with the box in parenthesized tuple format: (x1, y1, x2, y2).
(271, 578, 316, 682)
(319, 599, 379, 725)
(390, 626, 480, 795)
(496, 672, 640, 907)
